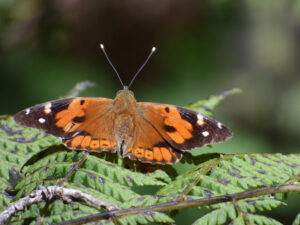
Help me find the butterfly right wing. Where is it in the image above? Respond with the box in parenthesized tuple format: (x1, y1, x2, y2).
(14, 97, 117, 152)
(125, 115, 182, 164)
(138, 102, 233, 151)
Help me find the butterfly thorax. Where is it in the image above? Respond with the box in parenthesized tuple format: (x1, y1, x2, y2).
(113, 89, 137, 153)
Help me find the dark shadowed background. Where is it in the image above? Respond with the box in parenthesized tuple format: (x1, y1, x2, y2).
(0, 0, 299, 224)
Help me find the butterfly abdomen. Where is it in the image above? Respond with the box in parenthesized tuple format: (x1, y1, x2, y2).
(114, 114, 135, 153)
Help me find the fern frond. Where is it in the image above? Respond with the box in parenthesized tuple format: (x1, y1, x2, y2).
(186, 88, 241, 116)
(1, 86, 299, 225)
(293, 212, 300, 225)
(157, 154, 300, 224)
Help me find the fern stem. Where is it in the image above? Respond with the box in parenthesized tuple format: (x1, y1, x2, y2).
(55, 184, 300, 225)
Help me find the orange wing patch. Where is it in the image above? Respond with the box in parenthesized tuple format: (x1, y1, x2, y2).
(54, 98, 111, 133)
(18, 97, 119, 153)
(140, 103, 194, 147)
(127, 115, 182, 164)
(139, 102, 233, 152)
(50, 97, 117, 152)
(158, 106, 193, 144)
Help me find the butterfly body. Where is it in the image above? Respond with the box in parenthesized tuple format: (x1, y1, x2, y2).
(14, 87, 233, 164)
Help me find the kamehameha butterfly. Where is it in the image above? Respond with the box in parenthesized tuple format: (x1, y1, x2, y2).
(14, 44, 233, 164)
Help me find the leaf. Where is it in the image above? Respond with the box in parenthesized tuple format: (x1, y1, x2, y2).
(246, 214, 283, 225)
(97, 212, 174, 225)
(64, 80, 97, 98)
(0, 116, 173, 224)
(237, 197, 285, 213)
(186, 88, 241, 116)
(11, 200, 102, 224)
(192, 204, 236, 225)
(0, 116, 61, 163)
(293, 212, 300, 225)
(0, 116, 61, 210)
(157, 154, 300, 224)
(1, 86, 299, 225)
(158, 154, 300, 197)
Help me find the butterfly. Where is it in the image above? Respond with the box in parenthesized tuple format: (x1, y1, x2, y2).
(14, 44, 233, 165)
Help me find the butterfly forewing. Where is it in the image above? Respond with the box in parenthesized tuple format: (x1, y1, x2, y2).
(15, 98, 75, 138)
(14, 97, 117, 152)
(139, 103, 233, 151)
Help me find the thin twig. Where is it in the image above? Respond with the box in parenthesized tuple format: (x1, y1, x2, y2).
(54, 184, 300, 225)
(0, 186, 119, 224)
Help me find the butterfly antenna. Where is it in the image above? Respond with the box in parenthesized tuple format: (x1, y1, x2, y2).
(100, 44, 125, 87)
(128, 46, 156, 88)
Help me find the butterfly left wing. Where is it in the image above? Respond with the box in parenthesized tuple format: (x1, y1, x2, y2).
(138, 102, 233, 151)
(14, 97, 117, 152)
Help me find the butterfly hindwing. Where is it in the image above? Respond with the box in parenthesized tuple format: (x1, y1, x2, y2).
(126, 116, 182, 164)
(139, 103, 233, 151)
(14, 97, 117, 151)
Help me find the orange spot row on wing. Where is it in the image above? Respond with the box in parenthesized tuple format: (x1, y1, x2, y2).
(161, 147, 172, 162)
(69, 135, 116, 150)
(81, 136, 91, 148)
(153, 147, 163, 162)
(100, 139, 114, 149)
(133, 148, 144, 157)
(71, 135, 85, 147)
(145, 150, 154, 161)
(130, 146, 179, 164)
(90, 140, 100, 149)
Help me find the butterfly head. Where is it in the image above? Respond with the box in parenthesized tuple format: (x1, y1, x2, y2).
(116, 87, 134, 98)
(115, 88, 136, 110)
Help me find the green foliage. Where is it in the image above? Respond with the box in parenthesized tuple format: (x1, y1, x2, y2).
(157, 154, 300, 225)
(0, 87, 299, 225)
(186, 88, 242, 116)
(293, 213, 300, 225)
(0, 115, 174, 224)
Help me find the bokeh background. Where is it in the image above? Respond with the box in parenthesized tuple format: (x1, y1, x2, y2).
(0, 0, 299, 224)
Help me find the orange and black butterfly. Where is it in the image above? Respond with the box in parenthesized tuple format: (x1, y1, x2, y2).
(14, 45, 233, 164)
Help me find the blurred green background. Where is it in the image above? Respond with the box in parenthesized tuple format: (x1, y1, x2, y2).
(0, 0, 299, 224)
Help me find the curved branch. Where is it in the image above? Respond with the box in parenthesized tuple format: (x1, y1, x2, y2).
(55, 184, 300, 225)
(0, 186, 119, 224)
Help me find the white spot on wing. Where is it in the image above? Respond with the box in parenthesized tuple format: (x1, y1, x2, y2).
(202, 131, 209, 137)
(217, 122, 222, 129)
(25, 109, 30, 115)
(197, 114, 204, 126)
(39, 118, 46, 123)
(44, 102, 52, 114)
